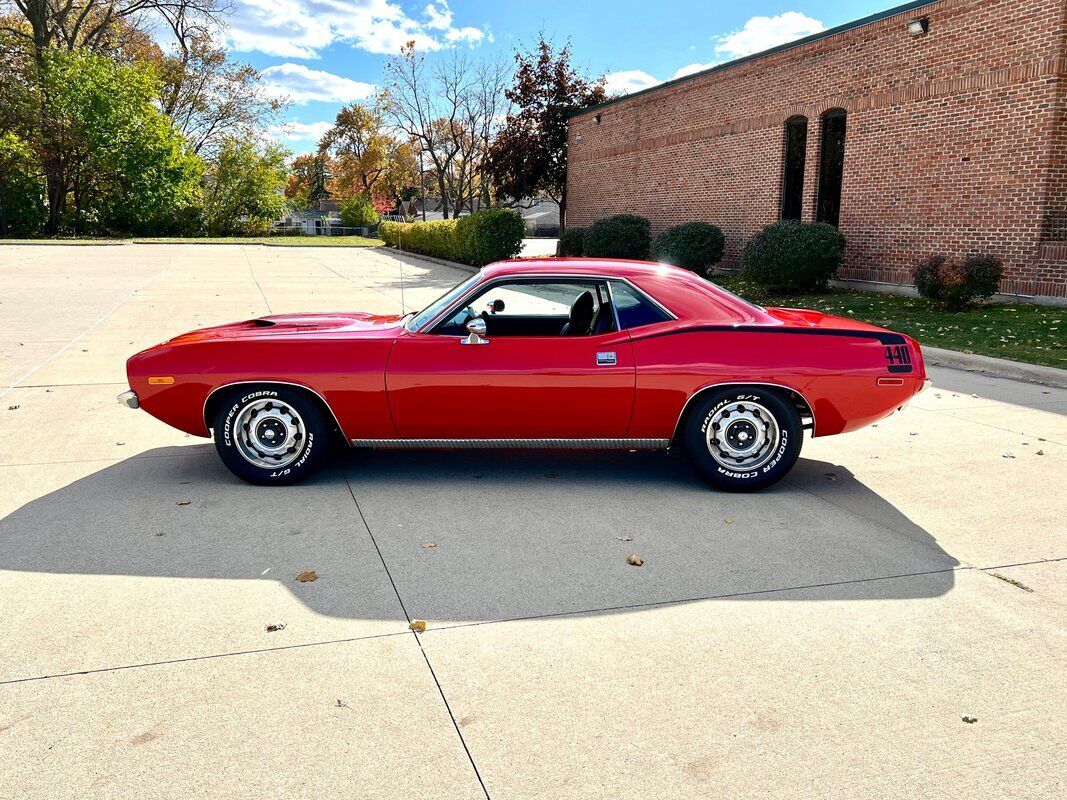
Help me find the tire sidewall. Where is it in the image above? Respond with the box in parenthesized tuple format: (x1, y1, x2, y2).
(684, 388, 802, 491)
(213, 386, 328, 485)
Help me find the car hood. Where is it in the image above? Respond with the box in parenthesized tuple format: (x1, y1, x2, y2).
(164, 312, 407, 344)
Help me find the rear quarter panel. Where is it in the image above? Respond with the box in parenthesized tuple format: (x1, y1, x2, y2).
(128, 336, 396, 439)
(627, 328, 924, 438)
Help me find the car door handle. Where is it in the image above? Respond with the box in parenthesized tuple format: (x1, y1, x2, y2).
(596, 352, 617, 366)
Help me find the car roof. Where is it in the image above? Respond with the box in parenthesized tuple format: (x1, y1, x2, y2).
(484, 258, 771, 324)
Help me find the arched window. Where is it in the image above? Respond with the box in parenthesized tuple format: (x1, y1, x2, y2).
(817, 108, 847, 227)
(781, 116, 808, 220)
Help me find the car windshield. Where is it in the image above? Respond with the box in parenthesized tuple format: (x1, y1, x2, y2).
(405, 274, 481, 332)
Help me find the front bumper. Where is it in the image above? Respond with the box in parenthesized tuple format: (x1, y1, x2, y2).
(117, 389, 139, 409)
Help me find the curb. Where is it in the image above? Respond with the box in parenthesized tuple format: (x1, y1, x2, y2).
(923, 346, 1067, 389)
(381, 246, 479, 274)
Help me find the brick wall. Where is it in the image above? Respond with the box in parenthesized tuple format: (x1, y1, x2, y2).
(566, 0, 1067, 299)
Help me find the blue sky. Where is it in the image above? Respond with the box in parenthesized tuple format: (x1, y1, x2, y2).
(223, 0, 906, 153)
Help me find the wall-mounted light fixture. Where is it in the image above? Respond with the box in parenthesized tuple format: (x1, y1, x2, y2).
(907, 17, 930, 36)
(593, 113, 602, 125)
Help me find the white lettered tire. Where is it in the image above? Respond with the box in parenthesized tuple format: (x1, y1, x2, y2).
(682, 387, 802, 491)
(212, 385, 330, 485)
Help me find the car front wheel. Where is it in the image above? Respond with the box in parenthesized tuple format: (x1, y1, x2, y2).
(682, 387, 802, 492)
(212, 385, 330, 485)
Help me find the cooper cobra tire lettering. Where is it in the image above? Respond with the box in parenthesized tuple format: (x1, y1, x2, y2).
(684, 388, 802, 492)
(212, 386, 330, 486)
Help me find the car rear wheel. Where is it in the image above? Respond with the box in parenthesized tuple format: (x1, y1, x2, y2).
(682, 387, 802, 492)
(212, 385, 330, 485)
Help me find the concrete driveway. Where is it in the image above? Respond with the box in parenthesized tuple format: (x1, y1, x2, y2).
(1, 243, 1064, 799)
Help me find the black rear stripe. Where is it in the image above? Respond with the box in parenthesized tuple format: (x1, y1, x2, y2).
(631, 324, 908, 346)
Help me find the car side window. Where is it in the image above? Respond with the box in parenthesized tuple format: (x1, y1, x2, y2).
(431, 280, 615, 337)
(609, 281, 672, 329)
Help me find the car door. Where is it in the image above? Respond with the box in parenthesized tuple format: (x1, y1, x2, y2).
(385, 278, 636, 439)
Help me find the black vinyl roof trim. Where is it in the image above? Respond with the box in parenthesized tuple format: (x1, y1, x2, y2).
(568, 0, 940, 118)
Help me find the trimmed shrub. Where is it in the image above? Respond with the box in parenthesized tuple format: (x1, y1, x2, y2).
(583, 214, 652, 259)
(652, 222, 726, 273)
(339, 194, 380, 228)
(741, 221, 845, 291)
(559, 227, 585, 256)
(379, 209, 524, 267)
(914, 254, 1003, 310)
(454, 208, 525, 266)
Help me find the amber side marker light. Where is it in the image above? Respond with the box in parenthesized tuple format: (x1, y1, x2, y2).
(148, 376, 175, 385)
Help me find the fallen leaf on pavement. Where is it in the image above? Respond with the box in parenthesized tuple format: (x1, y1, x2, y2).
(409, 619, 427, 632)
(266, 623, 286, 632)
(176, 499, 191, 506)
(296, 570, 319, 582)
(420, 541, 437, 548)
(7, 405, 19, 411)
(626, 553, 644, 567)
(724, 518, 734, 524)
(961, 715, 978, 724)
(1002, 453, 1015, 459)
(1036, 450, 1044, 456)
(616, 536, 633, 542)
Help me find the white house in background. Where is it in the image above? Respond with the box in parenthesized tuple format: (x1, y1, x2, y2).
(273, 200, 341, 235)
(398, 197, 560, 235)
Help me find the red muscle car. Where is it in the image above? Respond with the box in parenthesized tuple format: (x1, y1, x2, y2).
(119, 258, 927, 491)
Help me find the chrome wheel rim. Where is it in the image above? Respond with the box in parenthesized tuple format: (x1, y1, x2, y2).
(705, 401, 781, 471)
(233, 398, 305, 469)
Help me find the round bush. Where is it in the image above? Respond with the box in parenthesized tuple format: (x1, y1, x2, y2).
(454, 208, 525, 267)
(559, 227, 585, 256)
(914, 253, 1002, 310)
(741, 221, 845, 291)
(652, 222, 726, 273)
(583, 216, 651, 260)
(608, 214, 651, 237)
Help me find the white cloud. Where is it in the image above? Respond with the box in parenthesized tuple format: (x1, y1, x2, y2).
(261, 63, 377, 104)
(226, 0, 488, 59)
(713, 11, 825, 60)
(672, 62, 716, 79)
(602, 11, 826, 99)
(603, 70, 661, 95)
(267, 120, 334, 149)
(423, 2, 452, 30)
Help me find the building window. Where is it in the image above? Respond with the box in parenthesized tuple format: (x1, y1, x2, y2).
(817, 108, 847, 227)
(781, 116, 808, 220)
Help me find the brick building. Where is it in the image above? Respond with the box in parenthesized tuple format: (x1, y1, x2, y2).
(565, 0, 1067, 301)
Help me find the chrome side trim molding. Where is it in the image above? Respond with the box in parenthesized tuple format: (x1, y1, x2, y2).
(351, 438, 670, 450)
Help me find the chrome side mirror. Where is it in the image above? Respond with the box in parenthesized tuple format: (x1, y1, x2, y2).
(462, 317, 488, 345)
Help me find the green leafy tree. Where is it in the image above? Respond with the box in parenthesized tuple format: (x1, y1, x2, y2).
(202, 136, 289, 235)
(0, 132, 45, 236)
(338, 194, 379, 228)
(36, 48, 201, 234)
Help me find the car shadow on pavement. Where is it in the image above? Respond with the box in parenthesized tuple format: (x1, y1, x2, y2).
(0, 446, 959, 623)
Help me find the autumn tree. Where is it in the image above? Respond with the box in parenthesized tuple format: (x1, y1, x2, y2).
(155, 24, 284, 157)
(383, 44, 509, 218)
(486, 35, 605, 230)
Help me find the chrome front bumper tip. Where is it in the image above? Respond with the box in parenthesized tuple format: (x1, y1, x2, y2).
(117, 390, 139, 409)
